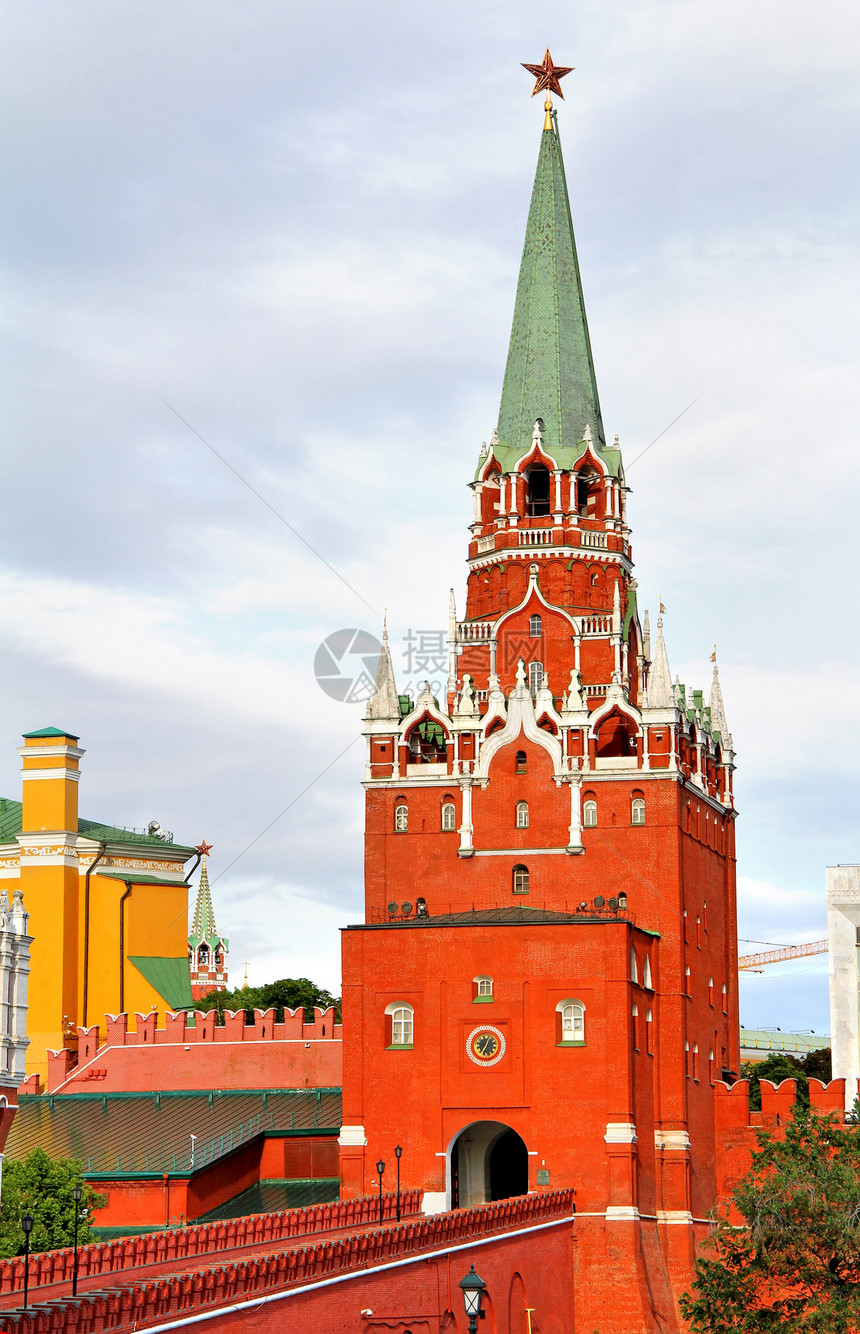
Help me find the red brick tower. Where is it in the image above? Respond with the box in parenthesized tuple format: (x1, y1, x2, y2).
(188, 847, 229, 1001)
(341, 66, 738, 1331)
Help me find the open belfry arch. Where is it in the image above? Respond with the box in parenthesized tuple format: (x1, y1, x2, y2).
(340, 52, 739, 1332)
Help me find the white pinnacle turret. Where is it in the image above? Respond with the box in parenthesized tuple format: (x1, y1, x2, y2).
(709, 654, 730, 744)
(366, 621, 400, 723)
(647, 614, 673, 708)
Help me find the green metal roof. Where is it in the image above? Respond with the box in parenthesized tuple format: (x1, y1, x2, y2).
(101, 874, 189, 887)
(128, 956, 194, 1010)
(196, 1178, 340, 1223)
(21, 726, 80, 740)
(739, 1029, 830, 1056)
(0, 799, 195, 855)
(488, 115, 619, 480)
(6, 1089, 343, 1176)
(0, 800, 22, 844)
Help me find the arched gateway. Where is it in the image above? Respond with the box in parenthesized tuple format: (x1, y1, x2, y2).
(449, 1121, 529, 1209)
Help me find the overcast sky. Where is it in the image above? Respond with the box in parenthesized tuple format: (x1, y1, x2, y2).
(3, 1, 858, 1034)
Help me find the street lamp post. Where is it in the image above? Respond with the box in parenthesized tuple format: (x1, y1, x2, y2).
(376, 1159, 385, 1224)
(394, 1145, 403, 1222)
(459, 1264, 486, 1334)
(21, 1214, 33, 1311)
(72, 1185, 82, 1296)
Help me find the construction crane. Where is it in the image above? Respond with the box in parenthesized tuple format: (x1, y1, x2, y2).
(737, 940, 828, 973)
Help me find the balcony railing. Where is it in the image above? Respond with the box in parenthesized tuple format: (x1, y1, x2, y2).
(519, 529, 553, 546)
(457, 622, 494, 642)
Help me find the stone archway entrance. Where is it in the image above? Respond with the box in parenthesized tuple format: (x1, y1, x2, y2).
(449, 1121, 529, 1208)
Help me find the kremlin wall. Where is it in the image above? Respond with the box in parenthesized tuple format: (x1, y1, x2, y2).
(0, 60, 848, 1334)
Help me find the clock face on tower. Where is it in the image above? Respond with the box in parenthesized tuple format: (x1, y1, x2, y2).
(466, 1025, 506, 1066)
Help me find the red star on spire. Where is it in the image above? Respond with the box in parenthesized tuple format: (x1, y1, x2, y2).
(196, 840, 213, 857)
(521, 49, 574, 100)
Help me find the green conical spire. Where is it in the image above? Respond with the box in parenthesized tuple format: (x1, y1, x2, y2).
(488, 114, 614, 476)
(189, 855, 228, 951)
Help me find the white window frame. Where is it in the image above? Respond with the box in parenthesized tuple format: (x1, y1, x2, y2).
(475, 976, 493, 997)
(385, 1002, 414, 1047)
(557, 999, 585, 1044)
(513, 864, 529, 894)
(529, 614, 543, 638)
(583, 799, 597, 828)
(528, 660, 543, 697)
(516, 800, 529, 829)
(394, 804, 408, 832)
(441, 802, 456, 831)
(631, 797, 646, 826)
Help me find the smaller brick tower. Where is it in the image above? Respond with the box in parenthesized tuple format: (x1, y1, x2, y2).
(188, 846, 229, 1000)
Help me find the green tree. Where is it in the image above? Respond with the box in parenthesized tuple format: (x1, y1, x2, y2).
(802, 1047, 833, 1084)
(195, 977, 340, 1023)
(680, 1104, 860, 1332)
(742, 1047, 833, 1111)
(0, 1149, 106, 1258)
(742, 1052, 808, 1111)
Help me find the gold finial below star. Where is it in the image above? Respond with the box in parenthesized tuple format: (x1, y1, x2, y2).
(522, 49, 573, 129)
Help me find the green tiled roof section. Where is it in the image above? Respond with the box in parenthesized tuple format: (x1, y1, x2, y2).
(739, 1029, 830, 1055)
(489, 117, 616, 479)
(6, 1089, 343, 1175)
(196, 1178, 340, 1223)
(0, 800, 22, 843)
(0, 799, 195, 855)
(101, 874, 188, 887)
(128, 956, 194, 1010)
(22, 726, 80, 740)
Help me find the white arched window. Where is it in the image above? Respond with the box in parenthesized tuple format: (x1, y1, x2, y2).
(528, 660, 544, 697)
(631, 797, 646, 826)
(385, 1002, 414, 1048)
(692, 1043, 700, 1080)
(632, 1002, 639, 1050)
(394, 804, 408, 832)
(441, 802, 456, 831)
(473, 976, 493, 1001)
(630, 948, 639, 984)
(721, 982, 728, 1014)
(583, 799, 598, 828)
(529, 614, 543, 638)
(685, 966, 692, 996)
(513, 864, 529, 895)
(516, 801, 529, 829)
(645, 1008, 654, 1055)
(557, 999, 585, 1044)
(643, 955, 653, 989)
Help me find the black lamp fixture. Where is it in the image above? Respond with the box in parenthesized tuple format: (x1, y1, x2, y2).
(72, 1184, 83, 1296)
(376, 1159, 386, 1224)
(21, 1213, 33, 1311)
(394, 1144, 403, 1222)
(459, 1264, 487, 1334)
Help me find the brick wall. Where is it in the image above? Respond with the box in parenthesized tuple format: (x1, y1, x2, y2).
(44, 1009, 342, 1095)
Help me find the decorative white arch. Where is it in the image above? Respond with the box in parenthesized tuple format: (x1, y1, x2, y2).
(474, 661, 563, 782)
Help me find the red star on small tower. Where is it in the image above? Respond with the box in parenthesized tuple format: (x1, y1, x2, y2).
(195, 840, 213, 858)
(521, 49, 574, 100)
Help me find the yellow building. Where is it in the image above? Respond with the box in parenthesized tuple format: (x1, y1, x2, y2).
(0, 727, 198, 1085)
